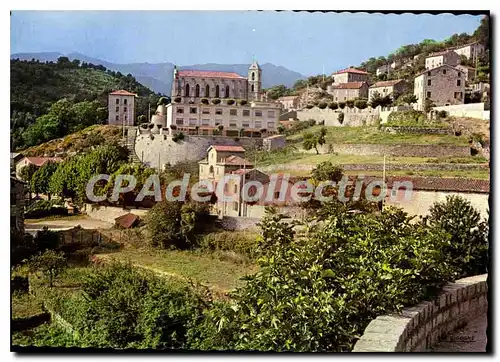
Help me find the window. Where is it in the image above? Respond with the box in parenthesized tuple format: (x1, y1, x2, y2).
(225, 85, 230, 98)
(202, 119, 210, 125)
(427, 80, 431, 86)
(457, 79, 461, 86)
(229, 121, 237, 128)
(427, 91, 431, 98)
(454, 92, 463, 99)
(124, 107, 127, 113)
(209, 165, 214, 174)
(242, 122, 250, 128)
(189, 118, 197, 125)
(215, 85, 220, 98)
(458, 72, 461, 77)
(274, 191, 280, 199)
(243, 110, 250, 116)
(268, 122, 275, 129)
(255, 121, 262, 128)
(115, 106, 119, 112)
(195, 84, 200, 97)
(124, 115, 128, 121)
(115, 115, 119, 121)
(124, 99, 127, 105)
(233, 201, 238, 211)
(443, 69, 447, 75)
(176, 119, 184, 125)
(190, 107, 197, 114)
(255, 110, 262, 117)
(230, 109, 237, 116)
(427, 71, 431, 76)
(251, 84, 254, 92)
(177, 108, 184, 114)
(251, 72, 255, 81)
(267, 111, 275, 118)
(202, 108, 210, 114)
(215, 108, 223, 115)
(205, 84, 210, 97)
(185, 84, 190, 97)
(116, 99, 119, 105)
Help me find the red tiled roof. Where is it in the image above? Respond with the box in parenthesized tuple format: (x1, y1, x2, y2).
(370, 80, 405, 88)
(114, 213, 139, 229)
(333, 67, 369, 75)
(109, 90, 137, 96)
(178, 70, 246, 79)
(415, 64, 460, 77)
(362, 176, 489, 194)
(223, 155, 252, 166)
(24, 157, 63, 167)
(209, 145, 246, 153)
(331, 82, 367, 90)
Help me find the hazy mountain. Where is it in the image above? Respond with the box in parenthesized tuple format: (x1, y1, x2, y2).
(11, 52, 306, 94)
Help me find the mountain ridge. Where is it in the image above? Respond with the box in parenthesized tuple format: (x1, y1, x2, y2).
(11, 52, 306, 94)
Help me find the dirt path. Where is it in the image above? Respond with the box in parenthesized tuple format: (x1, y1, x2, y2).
(25, 216, 113, 232)
(429, 312, 488, 352)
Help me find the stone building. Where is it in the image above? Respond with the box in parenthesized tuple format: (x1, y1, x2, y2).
(425, 50, 461, 70)
(331, 68, 369, 85)
(164, 100, 280, 137)
(11, 176, 26, 235)
(15, 156, 63, 179)
(164, 61, 279, 136)
(108, 90, 137, 126)
(368, 80, 409, 102)
(198, 145, 252, 184)
(454, 64, 476, 82)
(277, 95, 300, 110)
(452, 41, 486, 63)
(329, 82, 369, 102)
(414, 65, 465, 111)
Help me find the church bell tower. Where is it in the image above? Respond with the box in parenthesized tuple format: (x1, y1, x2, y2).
(248, 60, 262, 101)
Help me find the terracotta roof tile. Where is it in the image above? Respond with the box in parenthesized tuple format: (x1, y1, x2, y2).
(223, 155, 252, 166)
(109, 90, 137, 96)
(331, 82, 367, 90)
(114, 213, 139, 229)
(24, 157, 63, 166)
(333, 67, 369, 75)
(209, 145, 246, 152)
(370, 80, 405, 88)
(178, 70, 246, 79)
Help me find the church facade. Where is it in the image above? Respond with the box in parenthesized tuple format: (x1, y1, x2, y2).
(160, 61, 281, 137)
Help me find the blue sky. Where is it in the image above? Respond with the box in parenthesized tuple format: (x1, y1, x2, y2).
(10, 11, 483, 76)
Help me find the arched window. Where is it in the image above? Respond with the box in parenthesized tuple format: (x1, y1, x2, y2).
(252, 72, 255, 80)
(195, 84, 200, 97)
(185, 84, 190, 97)
(251, 84, 254, 92)
(225, 85, 230, 98)
(205, 84, 210, 97)
(215, 85, 220, 98)
(209, 165, 214, 174)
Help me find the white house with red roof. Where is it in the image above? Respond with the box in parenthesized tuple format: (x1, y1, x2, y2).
(108, 89, 137, 126)
(331, 67, 369, 85)
(15, 156, 63, 179)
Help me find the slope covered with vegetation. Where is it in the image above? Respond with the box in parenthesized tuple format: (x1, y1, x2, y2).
(11, 57, 164, 150)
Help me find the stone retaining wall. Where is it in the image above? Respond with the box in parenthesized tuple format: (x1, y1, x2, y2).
(259, 162, 488, 173)
(308, 143, 471, 158)
(83, 204, 149, 224)
(382, 126, 453, 135)
(352, 274, 488, 352)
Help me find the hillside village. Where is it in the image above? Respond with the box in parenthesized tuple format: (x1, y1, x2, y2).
(11, 14, 490, 353)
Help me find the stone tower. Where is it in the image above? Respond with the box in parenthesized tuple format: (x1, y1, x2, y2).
(248, 60, 262, 101)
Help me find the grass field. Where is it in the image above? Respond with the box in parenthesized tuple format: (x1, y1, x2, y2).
(287, 126, 470, 146)
(98, 248, 257, 293)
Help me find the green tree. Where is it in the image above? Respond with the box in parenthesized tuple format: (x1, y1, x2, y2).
(473, 16, 489, 46)
(399, 93, 418, 106)
(303, 127, 327, 155)
(28, 250, 67, 288)
(425, 196, 489, 278)
(32, 161, 59, 198)
(266, 85, 291, 100)
(369, 91, 393, 108)
(354, 99, 368, 109)
(311, 161, 343, 182)
(19, 163, 38, 190)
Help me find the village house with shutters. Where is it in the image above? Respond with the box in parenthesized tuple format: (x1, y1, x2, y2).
(425, 50, 461, 70)
(368, 80, 409, 102)
(328, 82, 369, 102)
(452, 41, 486, 63)
(161, 61, 280, 137)
(108, 90, 137, 126)
(330, 67, 369, 85)
(277, 95, 300, 111)
(414, 64, 465, 111)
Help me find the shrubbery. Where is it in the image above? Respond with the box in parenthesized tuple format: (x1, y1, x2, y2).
(25, 199, 68, 219)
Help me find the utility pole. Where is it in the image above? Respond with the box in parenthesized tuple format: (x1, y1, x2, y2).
(322, 65, 325, 82)
(148, 102, 151, 121)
